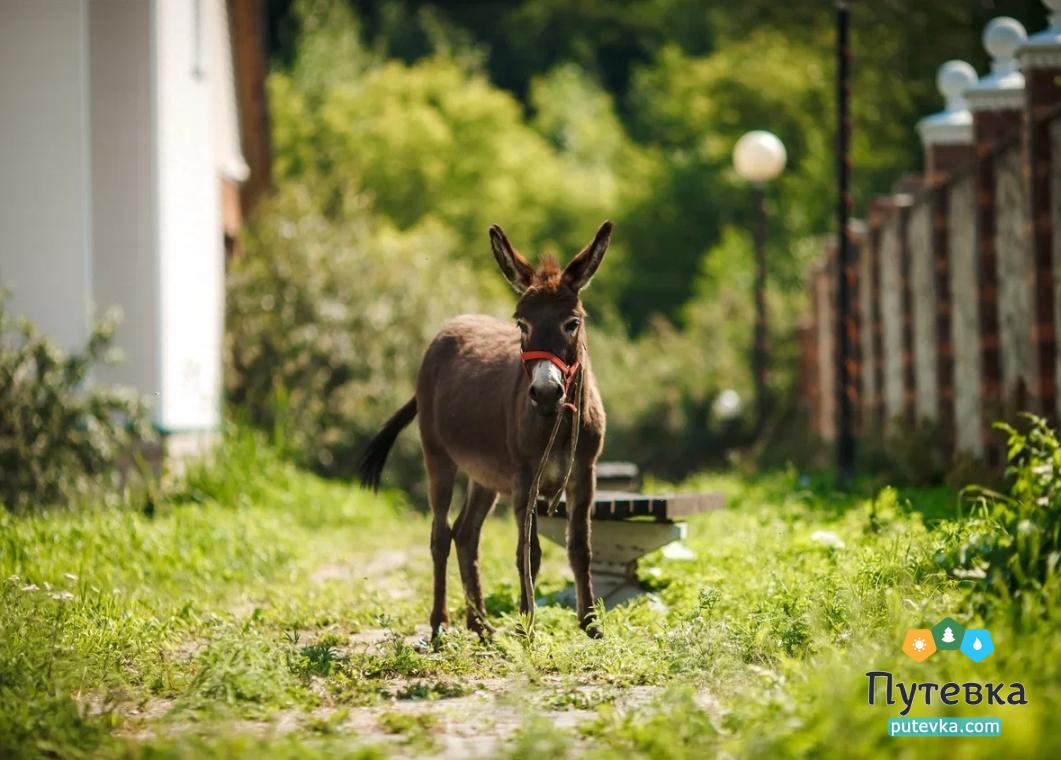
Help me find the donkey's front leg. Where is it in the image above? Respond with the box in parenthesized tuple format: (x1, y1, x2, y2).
(566, 470, 602, 638)
(512, 469, 538, 621)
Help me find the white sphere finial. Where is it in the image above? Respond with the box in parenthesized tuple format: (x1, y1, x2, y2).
(1041, 0, 1061, 32)
(984, 17, 1027, 68)
(966, 17, 1026, 109)
(733, 131, 787, 184)
(918, 62, 975, 145)
(1017, 2, 1061, 65)
(937, 61, 977, 109)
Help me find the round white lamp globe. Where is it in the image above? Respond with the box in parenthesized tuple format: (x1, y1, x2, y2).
(733, 130, 787, 184)
(712, 388, 743, 421)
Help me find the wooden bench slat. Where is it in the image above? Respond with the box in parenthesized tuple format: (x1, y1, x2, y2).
(536, 490, 724, 522)
(658, 492, 727, 518)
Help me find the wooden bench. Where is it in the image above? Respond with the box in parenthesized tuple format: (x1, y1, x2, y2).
(535, 464, 725, 608)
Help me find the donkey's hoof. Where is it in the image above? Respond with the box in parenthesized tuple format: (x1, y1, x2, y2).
(581, 618, 604, 639)
(426, 624, 449, 651)
(466, 615, 495, 640)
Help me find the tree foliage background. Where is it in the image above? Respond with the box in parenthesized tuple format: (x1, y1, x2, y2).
(227, 0, 1048, 486)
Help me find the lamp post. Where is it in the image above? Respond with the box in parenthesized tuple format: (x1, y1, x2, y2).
(835, 0, 855, 483)
(733, 130, 787, 427)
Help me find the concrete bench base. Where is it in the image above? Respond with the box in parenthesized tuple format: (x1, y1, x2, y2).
(537, 516, 691, 609)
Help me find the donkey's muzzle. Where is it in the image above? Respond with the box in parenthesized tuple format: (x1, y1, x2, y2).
(529, 380, 564, 413)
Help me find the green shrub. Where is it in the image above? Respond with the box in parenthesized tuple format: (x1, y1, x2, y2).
(226, 186, 509, 485)
(949, 414, 1061, 617)
(0, 295, 153, 512)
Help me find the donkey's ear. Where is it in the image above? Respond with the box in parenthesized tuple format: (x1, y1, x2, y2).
(489, 224, 535, 294)
(563, 220, 613, 292)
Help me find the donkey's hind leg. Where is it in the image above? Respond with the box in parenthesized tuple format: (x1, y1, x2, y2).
(453, 481, 497, 637)
(424, 448, 457, 641)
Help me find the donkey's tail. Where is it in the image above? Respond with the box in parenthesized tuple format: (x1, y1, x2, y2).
(358, 397, 418, 492)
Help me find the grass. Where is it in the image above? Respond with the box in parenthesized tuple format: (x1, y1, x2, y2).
(2, 427, 1060, 758)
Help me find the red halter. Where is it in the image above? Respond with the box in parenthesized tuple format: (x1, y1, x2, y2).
(520, 350, 580, 411)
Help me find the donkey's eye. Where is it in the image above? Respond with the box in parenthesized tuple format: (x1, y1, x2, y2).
(516, 320, 529, 336)
(563, 318, 581, 335)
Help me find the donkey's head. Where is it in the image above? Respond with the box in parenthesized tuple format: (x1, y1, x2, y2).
(489, 221, 613, 413)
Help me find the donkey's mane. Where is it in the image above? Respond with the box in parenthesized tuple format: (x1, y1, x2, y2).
(528, 254, 563, 293)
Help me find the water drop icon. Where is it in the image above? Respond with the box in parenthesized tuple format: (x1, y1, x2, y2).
(960, 629, 993, 661)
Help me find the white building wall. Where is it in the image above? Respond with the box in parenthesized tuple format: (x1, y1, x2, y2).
(1, 0, 234, 439)
(89, 0, 158, 396)
(153, 0, 225, 432)
(0, 0, 92, 350)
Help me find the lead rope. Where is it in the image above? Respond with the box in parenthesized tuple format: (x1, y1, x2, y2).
(546, 367, 581, 516)
(520, 364, 583, 634)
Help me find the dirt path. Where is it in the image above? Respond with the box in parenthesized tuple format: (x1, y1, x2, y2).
(90, 537, 723, 756)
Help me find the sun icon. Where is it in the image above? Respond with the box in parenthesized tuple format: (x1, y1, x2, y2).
(902, 628, 937, 661)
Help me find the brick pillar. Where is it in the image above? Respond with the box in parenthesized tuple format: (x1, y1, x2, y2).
(966, 15, 1028, 460)
(1019, 16, 1061, 423)
(926, 144, 977, 182)
(973, 113, 1022, 462)
(918, 61, 978, 185)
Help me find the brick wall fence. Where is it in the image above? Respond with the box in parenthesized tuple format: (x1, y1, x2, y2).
(798, 11, 1061, 463)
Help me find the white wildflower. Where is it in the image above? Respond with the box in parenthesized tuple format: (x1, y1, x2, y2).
(810, 530, 845, 549)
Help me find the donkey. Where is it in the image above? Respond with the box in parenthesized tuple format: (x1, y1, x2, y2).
(358, 221, 613, 640)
